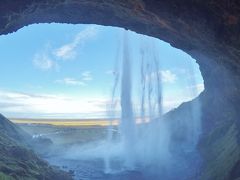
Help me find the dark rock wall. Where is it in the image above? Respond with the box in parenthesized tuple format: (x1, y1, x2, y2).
(0, 0, 240, 179)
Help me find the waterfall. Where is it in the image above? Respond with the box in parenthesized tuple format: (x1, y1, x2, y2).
(104, 30, 202, 178)
(118, 32, 169, 169)
(140, 47, 146, 124)
(119, 32, 137, 169)
(104, 37, 121, 173)
(137, 40, 170, 168)
(104, 31, 170, 170)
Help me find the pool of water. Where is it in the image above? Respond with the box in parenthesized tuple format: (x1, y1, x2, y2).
(46, 151, 200, 180)
(47, 158, 154, 180)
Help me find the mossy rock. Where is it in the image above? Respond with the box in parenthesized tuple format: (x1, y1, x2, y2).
(0, 172, 14, 180)
(199, 123, 240, 180)
(0, 114, 73, 180)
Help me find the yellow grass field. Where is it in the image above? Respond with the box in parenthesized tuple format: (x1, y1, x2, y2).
(10, 119, 119, 127)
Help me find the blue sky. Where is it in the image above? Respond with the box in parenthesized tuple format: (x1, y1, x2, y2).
(0, 23, 204, 119)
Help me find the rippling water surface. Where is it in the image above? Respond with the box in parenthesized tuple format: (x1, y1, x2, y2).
(46, 150, 200, 180)
(47, 158, 155, 180)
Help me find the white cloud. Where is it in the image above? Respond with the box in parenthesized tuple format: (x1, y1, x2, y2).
(161, 70, 177, 83)
(81, 71, 93, 81)
(53, 26, 98, 60)
(146, 70, 177, 83)
(196, 83, 204, 93)
(186, 83, 204, 95)
(55, 78, 86, 86)
(54, 45, 77, 60)
(0, 90, 109, 118)
(55, 71, 93, 87)
(105, 70, 116, 75)
(33, 53, 57, 70)
(32, 26, 98, 71)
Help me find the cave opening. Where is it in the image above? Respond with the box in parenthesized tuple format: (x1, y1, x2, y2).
(1, 1, 240, 179)
(0, 23, 204, 179)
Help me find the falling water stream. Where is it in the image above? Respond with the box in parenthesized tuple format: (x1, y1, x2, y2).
(104, 30, 202, 179)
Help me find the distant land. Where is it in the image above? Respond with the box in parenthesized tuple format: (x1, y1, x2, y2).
(10, 118, 119, 126)
(10, 117, 147, 126)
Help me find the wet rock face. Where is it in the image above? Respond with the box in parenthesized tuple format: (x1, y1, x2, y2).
(0, 0, 240, 179)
